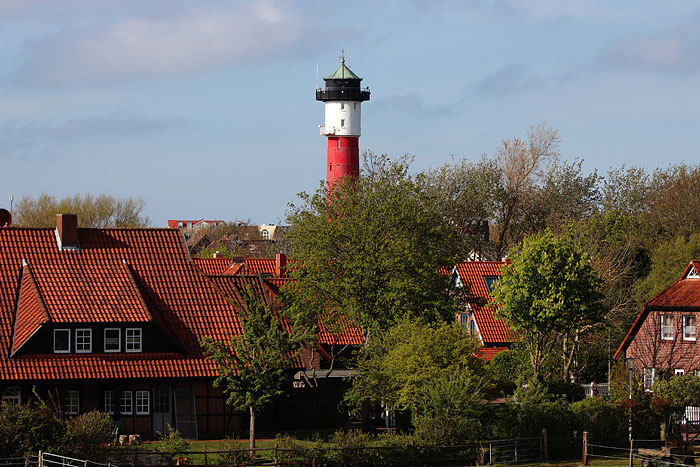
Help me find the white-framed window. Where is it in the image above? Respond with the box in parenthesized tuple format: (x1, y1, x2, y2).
(661, 315, 674, 340)
(54, 329, 70, 353)
(126, 328, 142, 353)
(135, 391, 150, 415)
(675, 369, 685, 376)
(104, 390, 115, 414)
(75, 328, 92, 353)
(104, 328, 121, 352)
(340, 102, 345, 110)
(2, 387, 21, 406)
(684, 316, 697, 341)
(695, 369, 700, 378)
(261, 229, 270, 240)
(643, 368, 656, 391)
(340, 118, 345, 127)
(65, 390, 79, 415)
(120, 391, 133, 415)
(460, 313, 468, 329)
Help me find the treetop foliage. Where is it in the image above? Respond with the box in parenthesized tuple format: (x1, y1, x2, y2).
(14, 193, 149, 228)
(285, 152, 461, 341)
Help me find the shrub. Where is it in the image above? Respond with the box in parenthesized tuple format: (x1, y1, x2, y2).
(0, 402, 67, 456)
(157, 425, 190, 461)
(66, 411, 114, 460)
(571, 397, 627, 444)
(275, 433, 327, 465)
(216, 436, 253, 465)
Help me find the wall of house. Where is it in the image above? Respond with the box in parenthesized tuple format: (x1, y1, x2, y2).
(627, 309, 700, 374)
(0, 379, 240, 440)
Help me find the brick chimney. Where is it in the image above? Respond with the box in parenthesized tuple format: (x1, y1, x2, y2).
(56, 213, 79, 250)
(275, 253, 287, 277)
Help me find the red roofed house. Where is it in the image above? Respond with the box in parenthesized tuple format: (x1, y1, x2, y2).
(452, 261, 517, 360)
(615, 261, 700, 390)
(0, 214, 245, 439)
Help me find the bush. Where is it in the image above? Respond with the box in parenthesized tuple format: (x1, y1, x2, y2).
(0, 402, 67, 456)
(66, 411, 113, 460)
(216, 436, 253, 465)
(157, 425, 190, 462)
(571, 397, 627, 444)
(275, 433, 328, 465)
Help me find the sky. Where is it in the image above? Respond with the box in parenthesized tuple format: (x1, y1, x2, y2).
(1, 0, 699, 226)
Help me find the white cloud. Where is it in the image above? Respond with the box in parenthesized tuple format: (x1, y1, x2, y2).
(14, 1, 324, 85)
(596, 16, 700, 74)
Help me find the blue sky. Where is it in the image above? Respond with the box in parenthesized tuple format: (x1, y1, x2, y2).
(1, 1, 699, 226)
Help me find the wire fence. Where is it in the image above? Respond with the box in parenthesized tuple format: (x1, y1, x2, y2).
(583, 434, 700, 467)
(102, 435, 545, 466)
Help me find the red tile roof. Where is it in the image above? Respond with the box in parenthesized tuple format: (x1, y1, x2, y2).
(454, 261, 516, 345)
(0, 227, 243, 381)
(192, 257, 234, 276)
(614, 260, 700, 359)
(474, 346, 509, 361)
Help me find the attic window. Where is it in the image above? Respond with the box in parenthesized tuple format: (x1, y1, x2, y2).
(261, 229, 270, 240)
(105, 328, 121, 352)
(2, 387, 21, 406)
(687, 266, 699, 279)
(54, 329, 70, 353)
(75, 328, 92, 353)
(484, 276, 499, 295)
(126, 328, 142, 353)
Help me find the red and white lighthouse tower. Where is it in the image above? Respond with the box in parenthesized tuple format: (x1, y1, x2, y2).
(316, 57, 370, 186)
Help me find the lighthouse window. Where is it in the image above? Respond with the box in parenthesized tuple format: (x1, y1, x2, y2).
(341, 119, 345, 127)
(340, 103, 345, 110)
(354, 103, 357, 110)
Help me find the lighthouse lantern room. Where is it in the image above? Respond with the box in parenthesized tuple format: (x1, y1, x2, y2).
(316, 56, 370, 186)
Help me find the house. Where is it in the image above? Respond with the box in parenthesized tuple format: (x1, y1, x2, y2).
(0, 214, 245, 439)
(192, 254, 293, 278)
(167, 219, 226, 232)
(615, 261, 700, 390)
(452, 261, 517, 360)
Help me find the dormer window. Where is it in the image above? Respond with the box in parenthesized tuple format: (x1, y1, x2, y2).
(75, 328, 92, 353)
(484, 276, 499, 295)
(687, 266, 699, 279)
(126, 328, 142, 353)
(54, 329, 70, 353)
(105, 328, 121, 352)
(261, 229, 270, 240)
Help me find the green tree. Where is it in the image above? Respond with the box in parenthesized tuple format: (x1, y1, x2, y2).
(652, 374, 700, 439)
(284, 152, 459, 343)
(14, 193, 149, 227)
(350, 321, 492, 412)
(201, 286, 310, 453)
(635, 233, 700, 303)
(492, 230, 605, 381)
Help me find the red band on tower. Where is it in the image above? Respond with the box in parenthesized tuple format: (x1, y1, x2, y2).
(327, 137, 360, 186)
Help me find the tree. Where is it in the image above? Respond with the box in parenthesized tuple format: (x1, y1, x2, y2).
(635, 233, 700, 303)
(652, 374, 700, 439)
(492, 230, 605, 381)
(200, 286, 309, 453)
(14, 193, 149, 227)
(284, 152, 460, 343)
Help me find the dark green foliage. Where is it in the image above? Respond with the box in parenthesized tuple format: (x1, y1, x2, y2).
(285, 152, 460, 342)
(216, 436, 253, 465)
(570, 397, 627, 444)
(66, 411, 114, 460)
(0, 402, 66, 456)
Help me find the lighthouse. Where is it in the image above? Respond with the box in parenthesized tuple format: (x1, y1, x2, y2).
(316, 57, 370, 186)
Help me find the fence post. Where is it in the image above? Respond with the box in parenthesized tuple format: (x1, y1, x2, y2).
(37, 451, 42, 467)
(629, 438, 634, 467)
(582, 431, 589, 466)
(274, 439, 279, 466)
(541, 428, 548, 461)
(489, 442, 492, 465)
(204, 444, 208, 466)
